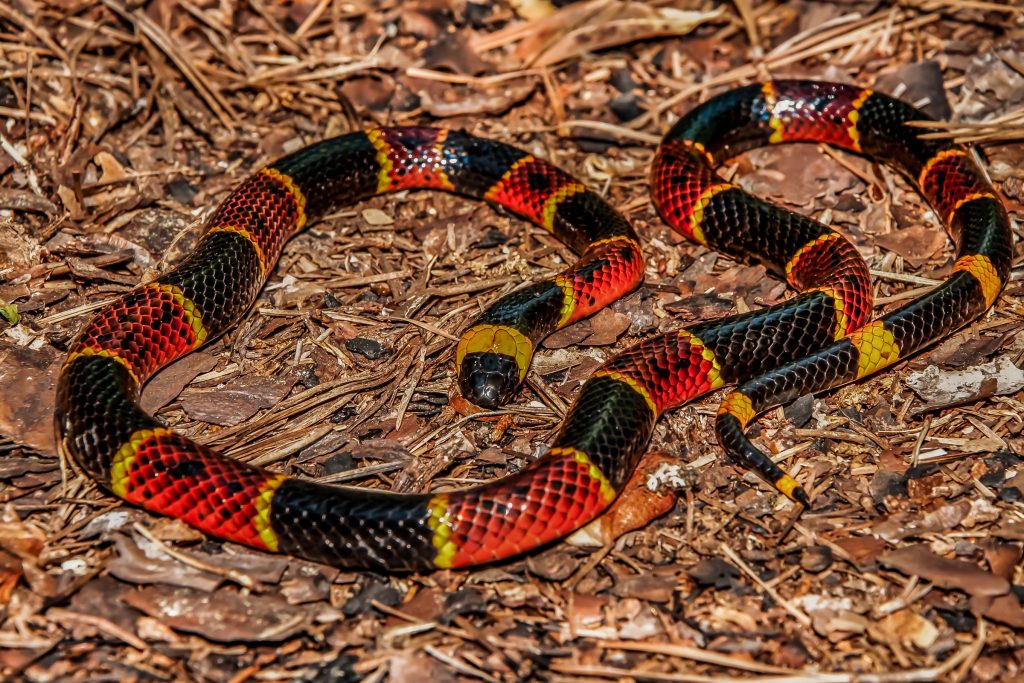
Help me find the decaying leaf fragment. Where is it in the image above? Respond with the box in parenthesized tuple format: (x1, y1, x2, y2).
(905, 356, 1024, 411)
(475, 1, 724, 68)
(568, 452, 685, 548)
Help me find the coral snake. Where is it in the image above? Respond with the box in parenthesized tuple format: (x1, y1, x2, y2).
(56, 81, 1013, 570)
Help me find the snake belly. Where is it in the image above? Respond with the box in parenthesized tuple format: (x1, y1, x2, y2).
(54, 82, 1012, 571)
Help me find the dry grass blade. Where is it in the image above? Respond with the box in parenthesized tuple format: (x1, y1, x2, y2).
(102, 0, 237, 129)
(556, 623, 983, 681)
(720, 543, 812, 627)
(908, 0, 1023, 12)
(596, 640, 798, 674)
(0, 4, 71, 65)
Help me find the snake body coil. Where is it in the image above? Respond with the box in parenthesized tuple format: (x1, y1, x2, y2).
(56, 82, 1012, 570)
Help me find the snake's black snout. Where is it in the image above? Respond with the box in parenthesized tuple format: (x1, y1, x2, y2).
(460, 352, 521, 409)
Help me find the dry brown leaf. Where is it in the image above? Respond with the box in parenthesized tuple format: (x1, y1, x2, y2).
(0, 342, 62, 454)
(968, 592, 1024, 629)
(873, 225, 949, 267)
(140, 352, 218, 413)
(478, 1, 722, 68)
(180, 375, 297, 426)
(122, 585, 332, 642)
(880, 545, 1009, 597)
(568, 452, 682, 548)
(94, 151, 128, 184)
(833, 535, 888, 570)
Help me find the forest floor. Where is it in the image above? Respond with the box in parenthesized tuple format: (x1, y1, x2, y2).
(1, 0, 1023, 681)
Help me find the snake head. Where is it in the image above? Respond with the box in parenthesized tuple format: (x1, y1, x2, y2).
(459, 352, 521, 409)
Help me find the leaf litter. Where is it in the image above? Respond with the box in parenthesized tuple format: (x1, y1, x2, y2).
(0, 0, 1022, 681)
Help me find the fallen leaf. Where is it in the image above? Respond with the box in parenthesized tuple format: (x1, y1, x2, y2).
(968, 592, 1024, 629)
(0, 188, 57, 215)
(94, 150, 129, 184)
(527, 549, 578, 581)
(106, 534, 224, 592)
(181, 374, 297, 426)
(833, 535, 887, 570)
(543, 319, 593, 349)
(580, 307, 631, 346)
(610, 571, 675, 603)
(881, 545, 1009, 597)
(0, 342, 62, 454)
(984, 543, 1022, 581)
(873, 225, 948, 267)
(927, 333, 1005, 368)
(384, 587, 443, 628)
(57, 185, 86, 220)
(872, 501, 971, 542)
(422, 33, 491, 76)
(874, 60, 952, 120)
(122, 585, 332, 642)
(993, 522, 1024, 541)
(506, 3, 723, 67)
(140, 352, 218, 413)
(416, 80, 537, 118)
(568, 452, 683, 548)
(67, 575, 144, 633)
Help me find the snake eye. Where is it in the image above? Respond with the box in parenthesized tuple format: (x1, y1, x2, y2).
(459, 352, 521, 409)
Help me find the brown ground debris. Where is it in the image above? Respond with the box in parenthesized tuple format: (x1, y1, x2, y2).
(1, 1, 1023, 681)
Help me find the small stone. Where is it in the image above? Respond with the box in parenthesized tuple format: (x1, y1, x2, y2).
(784, 394, 814, 428)
(167, 178, 197, 204)
(345, 337, 385, 359)
(324, 452, 354, 475)
(474, 228, 508, 249)
(800, 545, 834, 573)
(610, 93, 643, 122)
(321, 291, 341, 309)
(999, 487, 1022, 503)
(610, 67, 638, 93)
(297, 366, 320, 388)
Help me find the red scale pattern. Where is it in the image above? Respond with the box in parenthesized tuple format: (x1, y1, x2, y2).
(71, 287, 202, 381)
(121, 432, 276, 549)
(484, 158, 581, 227)
(786, 236, 873, 333)
(209, 171, 304, 268)
(446, 450, 608, 566)
(649, 140, 719, 241)
(375, 128, 453, 190)
(768, 82, 863, 147)
(919, 153, 993, 224)
(604, 334, 720, 413)
(559, 239, 645, 324)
